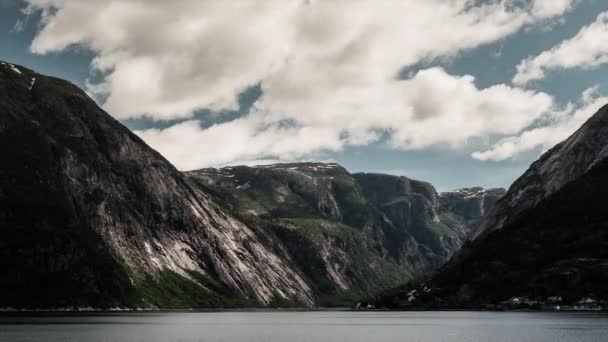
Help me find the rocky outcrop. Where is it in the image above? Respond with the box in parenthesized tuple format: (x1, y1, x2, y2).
(354, 173, 475, 270)
(439, 188, 506, 225)
(0, 61, 508, 309)
(188, 165, 502, 305)
(472, 104, 608, 240)
(0, 61, 313, 309)
(369, 104, 608, 309)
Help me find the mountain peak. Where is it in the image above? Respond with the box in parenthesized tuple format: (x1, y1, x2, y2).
(440, 187, 506, 199)
(1, 64, 315, 308)
(370, 103, 608, 309)
(472, 103, 608, 240)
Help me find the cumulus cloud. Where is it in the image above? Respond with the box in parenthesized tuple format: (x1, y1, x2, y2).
(25, 0, 574, 120)
(135, 115, 345, 170)
(472, 86, 608, 161)
(22, 0, 579, 168)
(531, 0, 578, 18)
(514, 11, 608, 85)
(137, 67, 555, 170)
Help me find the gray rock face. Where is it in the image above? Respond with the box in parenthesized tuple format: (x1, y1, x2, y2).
(0, 61, 313, 309)
(439, 188, 506, 224)
(189, 164, 415, 305)
(354, 173, 457, 268)
(0, 61, 507, 309)
(188, 165, 503, 305)
(370, 103, 608, 309)
(472, 104, 608, 240)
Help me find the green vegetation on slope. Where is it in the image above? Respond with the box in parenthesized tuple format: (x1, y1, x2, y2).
(262, 217, 412, 307)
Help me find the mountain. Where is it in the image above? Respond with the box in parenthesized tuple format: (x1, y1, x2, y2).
(188, 164, 504, 305)
(472, 104, 608, 240)
(370, 104, 608, 309)
(0, 60, 504, 309)
(0, 61, 314, 309)
(439, 187, 505, 226)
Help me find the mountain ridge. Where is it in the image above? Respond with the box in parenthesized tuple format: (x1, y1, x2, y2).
(369, 103, 608, 310)
(0, 60, 314, 308)
(472, 104, 608, 240)
(188, 162, 504, 305)
(0, 60, 505, 309)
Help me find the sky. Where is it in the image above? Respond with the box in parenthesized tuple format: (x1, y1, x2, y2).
(2, 0, 608, 192)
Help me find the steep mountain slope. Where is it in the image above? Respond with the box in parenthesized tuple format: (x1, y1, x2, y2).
(188, 164, 502, 305)
(0, 60, 509, 309)
(472, 104, 608, 240)
(371, 104, 608, 309)
(0, 61, 313, 309)
(439, 188, 505, 226)
(354, 174, 504, 269)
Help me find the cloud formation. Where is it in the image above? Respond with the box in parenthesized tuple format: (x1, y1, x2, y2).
(137, 67, 555, 170)
(473, 86, 608, 161)
(23, 0, 580, 169)
(531, 0, 578, 17)
(26, 0, 573, 119)
(514, 11, 608, 85)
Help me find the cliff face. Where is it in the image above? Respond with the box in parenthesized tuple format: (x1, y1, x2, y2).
(188, 164, 501, 305)
(472, 104, 608, 240)
(439, 188, 506, 226)
(352, 173, 489, 270)
(0, 61, 507, 309)
(0, 61, 314, 309)
(371, 104, 608, 309)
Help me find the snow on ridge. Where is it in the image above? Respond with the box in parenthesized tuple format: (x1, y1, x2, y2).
(1, 61, 23, 75)
(11, 65, 22, 75)
(255, 162, 340, 171)
(440, 187, 487, 198)
(236, 182, 251, 190)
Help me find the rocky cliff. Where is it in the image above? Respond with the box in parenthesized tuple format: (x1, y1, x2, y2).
(439, 187, 505, 226)
(0, 61, 505, 309)
(472, 104, 608, 240)
(370, 104, 608, 309)
(188, 164, 502, 305)
(0, 61, 313, 309)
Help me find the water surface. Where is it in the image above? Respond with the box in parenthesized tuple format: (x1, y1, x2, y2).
(1, 311, 607, 342)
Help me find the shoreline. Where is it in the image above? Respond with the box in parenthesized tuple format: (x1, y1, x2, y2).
(0, 307, 351, 314)
(1, 307, 607, 315)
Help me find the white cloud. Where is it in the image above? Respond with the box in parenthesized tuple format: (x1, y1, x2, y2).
(135, 115, 345, 170)
(531, 0, 578, 18)
(387, 68, 554, 150)
(137, 67, 555, 170)
(23, 0, 580, 169)
(25, 0, 574, 120)
(514, 11, 608, 85)
(472, 86, 608, 161)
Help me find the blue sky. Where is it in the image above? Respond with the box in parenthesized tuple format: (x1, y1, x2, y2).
(2, 0, 608, 191)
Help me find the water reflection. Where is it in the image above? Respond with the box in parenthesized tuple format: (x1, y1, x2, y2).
(1, 311, 607, 342)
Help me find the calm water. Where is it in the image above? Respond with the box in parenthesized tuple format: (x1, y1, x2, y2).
(1, 311, 607, 342)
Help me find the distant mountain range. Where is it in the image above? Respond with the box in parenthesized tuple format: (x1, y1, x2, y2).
(370, 104, 608, 310)
(0, 61, 503, 309)
(188, 164, 504, 305)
